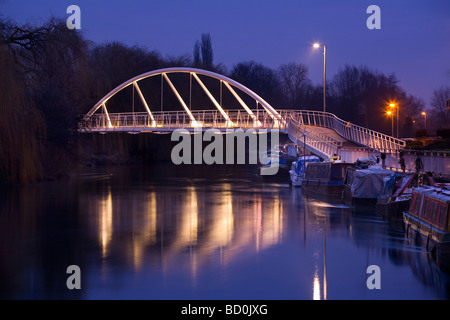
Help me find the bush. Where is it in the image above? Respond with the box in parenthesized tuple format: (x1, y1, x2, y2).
(405, 140, 423, 150)
(436, 128, 450, 138)
(415, 129, 427, 138)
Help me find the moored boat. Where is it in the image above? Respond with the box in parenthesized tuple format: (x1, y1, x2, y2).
(289, 155, 320, 186)
(300, 161, 354, 198)
(376, 173, 436, 221)
(403, 185, 450, 269)
(343, 163, 395, 205)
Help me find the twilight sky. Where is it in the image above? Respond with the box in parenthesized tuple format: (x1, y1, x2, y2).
(1, 0, 449, 108)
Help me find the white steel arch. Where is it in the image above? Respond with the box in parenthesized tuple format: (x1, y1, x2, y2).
(84, 67, 282, 124)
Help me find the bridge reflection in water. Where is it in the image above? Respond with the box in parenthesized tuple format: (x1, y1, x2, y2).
(80, 177, 285, 281)
(73, 165, 448, 299)
(0, 165, 448, 299)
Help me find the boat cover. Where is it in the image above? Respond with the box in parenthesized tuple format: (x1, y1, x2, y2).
(293, 156, 320, 175)
(378, 174, 414, 200)
(351, 168, 394, 198)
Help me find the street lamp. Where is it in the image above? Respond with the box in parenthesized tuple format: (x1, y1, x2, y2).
(313, 43, 327, 113)
(389, 102, 399, 138)
(421, 111, 427, 131)
(303, 132, 307, 158)
(386, 110, 394, 136)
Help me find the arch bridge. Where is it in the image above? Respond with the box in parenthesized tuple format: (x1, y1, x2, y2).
(79, 67, 407, 164)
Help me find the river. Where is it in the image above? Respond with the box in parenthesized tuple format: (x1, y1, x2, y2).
(1, 163, 448, 300)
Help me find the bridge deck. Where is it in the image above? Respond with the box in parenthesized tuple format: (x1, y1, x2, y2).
(304, 125, 359, 147)
(80, 109, 407, 163)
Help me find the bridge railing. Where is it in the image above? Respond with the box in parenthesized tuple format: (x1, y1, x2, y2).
(383, 149, 450, 175)
(79, 109, 284, 132)
(80, 108, 404, 154)
(287, 114, 344, 159)
(281, 109, 406, 152)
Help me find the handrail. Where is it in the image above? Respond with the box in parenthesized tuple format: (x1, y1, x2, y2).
(283, 109, 405, 152)
(79, 108, 405, 154)
(79, 108, 449, 174)
(287, 115, 341, 159)
(79, 109, 284, 131)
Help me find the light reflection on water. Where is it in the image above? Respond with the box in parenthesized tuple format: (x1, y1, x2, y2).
(0, 164, 449, 299)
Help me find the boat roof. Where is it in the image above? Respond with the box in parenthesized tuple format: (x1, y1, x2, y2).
(298, 155, 320, 161)
(354, 167, 394, 177)
(413, 185, 450, 198)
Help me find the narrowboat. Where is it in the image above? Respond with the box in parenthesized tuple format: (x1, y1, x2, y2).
(343, 164, 395, 205)
(376, 173, 436, 221)
(301, 162, 354, 198)
(290, 155, 353, 199)
(289, 155, 321, 186)
(403, 185, 450, 267)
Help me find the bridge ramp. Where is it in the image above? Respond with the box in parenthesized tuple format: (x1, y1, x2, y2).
(303, 125, 359, 148)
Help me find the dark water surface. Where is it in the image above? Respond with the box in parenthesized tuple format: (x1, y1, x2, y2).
(1, 164, 449, 300)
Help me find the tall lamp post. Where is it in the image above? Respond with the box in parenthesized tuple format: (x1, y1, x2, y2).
(389, 103, 398, 138)
(422, 111, 427, 131)
(313, 43, 327, 113)
(387, 110, 394, 136)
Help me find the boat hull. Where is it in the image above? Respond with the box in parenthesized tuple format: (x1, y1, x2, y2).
(301, 179, 344, 199)
(291, 161, 352, 198)
(289, 170, 302, 187)
(402, 185, 450, 272)
(403, 212, 450, 271)
(343, 185, 378, 206)
(376, 197, 411, 222)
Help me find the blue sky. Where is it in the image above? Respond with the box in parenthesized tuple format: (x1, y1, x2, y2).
(1, 0, 449, 107)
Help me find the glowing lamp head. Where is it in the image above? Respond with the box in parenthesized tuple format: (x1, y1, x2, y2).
(386, 111, 392, 115)
(313, 43, 321, 49)
(421, 112, 426, 116)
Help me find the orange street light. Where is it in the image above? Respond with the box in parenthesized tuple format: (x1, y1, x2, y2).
(388, 102, 399, 138)
(387, 110, 394, 136)
(421, 111, 427, 131)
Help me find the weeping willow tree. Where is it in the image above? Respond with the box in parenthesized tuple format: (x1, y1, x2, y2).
(0, 47, 45, 183)
(0, 17, 89, 183)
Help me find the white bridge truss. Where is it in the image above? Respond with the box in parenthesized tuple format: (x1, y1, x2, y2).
(80, 67, 419, 165)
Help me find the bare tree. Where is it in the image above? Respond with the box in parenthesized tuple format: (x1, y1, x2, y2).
(402, 94, 425, 137)
(230, 61, 282, 107)
(430, 86, 450, 128)
(278, 62, 311, 108)
(329, 65, 404, 133)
